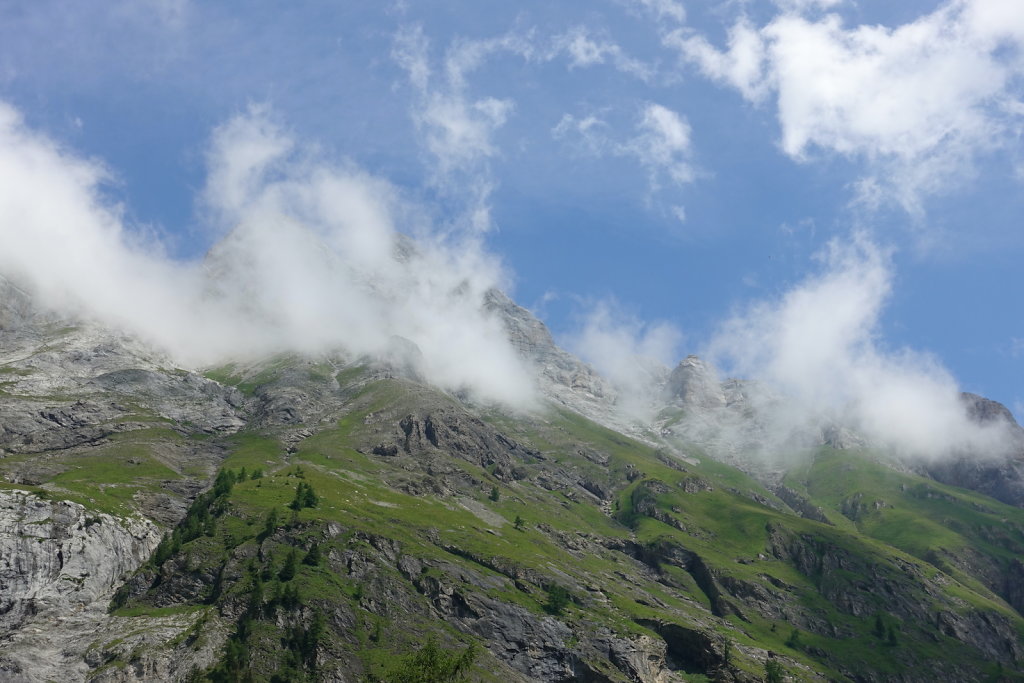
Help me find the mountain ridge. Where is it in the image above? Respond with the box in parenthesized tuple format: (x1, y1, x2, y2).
(0, 267, 1023, 681)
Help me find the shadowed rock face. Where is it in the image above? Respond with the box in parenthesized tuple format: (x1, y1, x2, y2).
(962, 392, 1020, 427)
(920, 393, 1024, 508)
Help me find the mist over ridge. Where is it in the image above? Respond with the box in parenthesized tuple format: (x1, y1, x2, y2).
(0, 103, 535, 408)
(0, 99, 1019, 465)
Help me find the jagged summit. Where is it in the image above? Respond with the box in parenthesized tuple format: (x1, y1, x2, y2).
(483, 289, 615, 413)
(664, 355, 726, 409)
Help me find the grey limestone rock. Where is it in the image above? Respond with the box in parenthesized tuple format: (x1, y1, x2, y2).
(664, 356, 725, 409)
(0, 490, 162, 680)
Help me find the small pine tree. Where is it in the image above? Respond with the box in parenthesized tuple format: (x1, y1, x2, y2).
(248, 576, 264, 617)
(387, 637, 478, 683)
(279, 547, 299, 582)
(152, 533, 174, 567)
(213, 469, 236, 498)
(489, 486, 500, 502)
(765, 658, 784, 683)
(784, 628, 802, 650)
(281, 582, 302, 610)
(251, 468, 263, 480)
(514, 515, 525, 531)
(303, 542, 322, 566)
(302, 483, 318, 508)
(886, 624, 898, 647)
(260, 508, 279, 540)
(290, 482, 319, 510)
(873, 613, 886, 639)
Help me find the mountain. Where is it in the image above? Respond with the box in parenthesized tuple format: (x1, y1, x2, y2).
(0, 270, 1023, 683)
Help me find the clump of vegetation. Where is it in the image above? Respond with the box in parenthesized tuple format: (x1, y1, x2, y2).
(278, 547, 299, 581)
(302, 542, 322, 566)
(784, 628, 802, 650)
(765, 658, 784, 683)
(290, 482, 319, 510)
(373, 637, 478, 683)
(147, 468, 245, 571)
(544, 585, 571, 616)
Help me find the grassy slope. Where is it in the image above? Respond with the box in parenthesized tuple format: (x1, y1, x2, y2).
(3, 361, 1022, 681)
(789, 448, 1024, 620)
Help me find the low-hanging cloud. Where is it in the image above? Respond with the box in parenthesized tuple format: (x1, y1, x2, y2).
(707, 234, 1015, 459)
(564, 298, 683, 420)
(0, 101, 536, 408)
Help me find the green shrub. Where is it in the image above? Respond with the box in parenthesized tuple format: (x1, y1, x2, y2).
(544, 585, 571, 616)
(380, 637, 478, 683)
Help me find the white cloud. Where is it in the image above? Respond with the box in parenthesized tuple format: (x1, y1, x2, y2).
(670, 1, 1024, 214)
(0, 101, 536, 408)
(201, 105, 294, 229)
(622, 0, 686, 24)
(554, 103, 697, 194)
(665, 20, 770, 102)
(139, 0, 189, 29)
(707, 234, 1015, 458)
(391, 24, 431, 91)
(629, 102, 696, 187)
(393, 27, 534, 234)
(772, 0, 843, 12)
(554, 26, 655, 81)
(551, 112, 611, 155)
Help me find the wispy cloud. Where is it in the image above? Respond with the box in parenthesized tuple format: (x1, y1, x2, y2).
(771, 0, 843, 11)
(665, 19, 770, 102)
(0, 0, 189, 86)
(629, 102, 697, 189)
(553, 102, 698, 207)
(553, 26, 655, 81)
(553, 103, 696, 186)
(392, 26, 537, 234)
(620, 0, 686, 24)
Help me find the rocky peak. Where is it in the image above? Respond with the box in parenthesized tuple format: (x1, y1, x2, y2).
(483, 289, 614, 411)
(961, 392, 1022, 429)
(664, 355, 725, 409)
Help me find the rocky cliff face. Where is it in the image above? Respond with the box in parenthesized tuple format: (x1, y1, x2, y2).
(921, 393, 1024, 507)
(0, 491, 161, 680)
(483, 290, 617, 416)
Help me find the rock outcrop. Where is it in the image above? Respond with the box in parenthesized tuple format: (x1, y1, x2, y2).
(0, 491, 161, 680)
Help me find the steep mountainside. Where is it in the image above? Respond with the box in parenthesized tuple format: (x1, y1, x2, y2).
(0, 274, 1022, 682)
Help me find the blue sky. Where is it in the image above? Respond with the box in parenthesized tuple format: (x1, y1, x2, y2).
(1, 0, 1022, 421)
